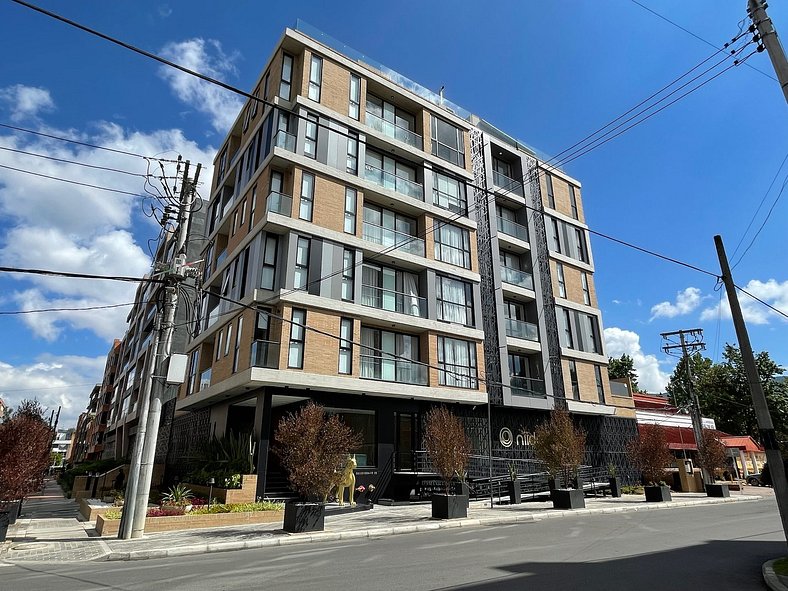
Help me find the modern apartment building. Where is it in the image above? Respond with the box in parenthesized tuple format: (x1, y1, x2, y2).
(171, 23, 638, 498)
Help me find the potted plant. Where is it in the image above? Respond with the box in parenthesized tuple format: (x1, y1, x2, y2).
(532, 409, 587, 510)
(161, 484, 194, 512)
(424, 407, 472, 519)
(608, 464, 622, 498)
(507, 463, 521, 505)
(628, 424, 673, 502)
(273, 402, 361, 533)
(697, 430, 729, 498)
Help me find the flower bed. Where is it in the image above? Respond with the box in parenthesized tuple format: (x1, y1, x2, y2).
(95, 501, 284, 536)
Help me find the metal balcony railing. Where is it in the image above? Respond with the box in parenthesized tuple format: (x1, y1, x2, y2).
(510, 376, 547, 398)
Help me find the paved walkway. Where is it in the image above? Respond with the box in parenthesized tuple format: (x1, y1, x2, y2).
(0, 479, 764, 564)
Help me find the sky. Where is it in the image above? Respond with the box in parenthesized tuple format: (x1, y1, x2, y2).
(0, 0, 786, 428)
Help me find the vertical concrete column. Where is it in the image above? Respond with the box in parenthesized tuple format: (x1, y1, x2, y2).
(255, 392, 273, 501)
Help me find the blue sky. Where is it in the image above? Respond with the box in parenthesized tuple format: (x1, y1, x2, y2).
(0, 0, 786, 426)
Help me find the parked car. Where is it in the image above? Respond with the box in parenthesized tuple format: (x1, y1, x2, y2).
(746, 473, 765, 486)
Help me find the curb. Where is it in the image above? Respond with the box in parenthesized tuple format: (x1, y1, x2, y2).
(103, 495, 761, 562)
(764, 559, 788, 591)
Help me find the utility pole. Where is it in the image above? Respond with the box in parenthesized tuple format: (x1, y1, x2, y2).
(715, 235, 788, 550)
(119, 160, 201, 539)
(748, 0, 788, 104)
(661, 329, 710, 485)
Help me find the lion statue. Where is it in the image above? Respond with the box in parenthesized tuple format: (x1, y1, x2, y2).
(333, 454, 357, 506)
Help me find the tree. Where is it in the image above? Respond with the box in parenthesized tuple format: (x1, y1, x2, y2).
(696, 429, 727, 482)
(424, 407, 472, 495)
(0, 400, 52, 506)
(273, 402, 361, 501)
(666, 344, 788, 444)
(627, 424, 673, 485)
(608, 354, 640, 392)
(531, 409, 586, 489)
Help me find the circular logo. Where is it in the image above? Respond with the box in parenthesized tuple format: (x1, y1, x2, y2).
(499, 427, 513, 448)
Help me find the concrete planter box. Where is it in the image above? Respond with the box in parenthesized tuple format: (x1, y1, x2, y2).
(183, 474, 257, 504)
(507, 480, 522, 504)
(283, 502, 325, 533)
(551, 489, 586, 510)
(95, 507, 283, 536)
(431, 494, 469, 519)
(0, 511, 9, 542)
(644, 485, 672, 502)
(609, 477, 622, 498)
(79, 498, 122, 522)
(705, 483, 730, 498)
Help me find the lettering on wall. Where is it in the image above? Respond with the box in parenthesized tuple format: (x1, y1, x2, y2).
(498, 427, 535, 448)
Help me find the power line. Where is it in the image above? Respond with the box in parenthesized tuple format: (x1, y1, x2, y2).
(0, 163, 144, 197)
(0, 122, 180, 162)
(735, 283, 788, 320)
(0, 382, 96, 392)
(0, 301, 138, 315)
(731, 172, 788, 269)
(0, 266, 162, 284)
(629, 0, 776, 81)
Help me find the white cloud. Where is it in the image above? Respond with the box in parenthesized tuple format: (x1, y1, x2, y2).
(0, 354, 106, 428)
(650, 287, 703, 320)
(604, 326, 671, 393)
(700, 278, 788, 325)
(157, 4, 173, 18)
(158, 38, 244, 134)
(0, 84, 55, 121)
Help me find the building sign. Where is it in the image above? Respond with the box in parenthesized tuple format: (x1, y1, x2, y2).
(499, 427, 535, 448)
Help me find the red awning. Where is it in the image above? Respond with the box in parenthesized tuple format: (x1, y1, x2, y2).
(720, 436, 764, 453)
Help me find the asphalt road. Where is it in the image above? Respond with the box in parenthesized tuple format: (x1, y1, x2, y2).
(3, 497, 784, 591)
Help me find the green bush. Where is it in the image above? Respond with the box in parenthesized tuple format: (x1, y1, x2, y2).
(190, 501, 284, 515)
(621, 485, 645, 495)
(103, 509, 122, 520)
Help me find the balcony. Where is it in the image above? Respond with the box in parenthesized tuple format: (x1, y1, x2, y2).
(360, 355, 428, 385)
(364, 163, 423, 201)
(266, 191, 292, 217)
(510, 376, 547, 398)
(250, 340, 280, 369)
(492, 170, 524, 197)
(501, 266, 534, 290)
(505, 318, 539, 341)
(199, 368, 212, 392)
(273, 130, 296, 152)
(362, 221, 425, 257)
(216, 249, 228, 269)
(497, 216, 529, 242)
(361, 285, 427, 318)
(365, 111, 423, 150)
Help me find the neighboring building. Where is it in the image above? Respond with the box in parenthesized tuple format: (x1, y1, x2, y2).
(0, 397, 6, 420)
(169, 24, 638, 499)
(51, 428, 74, 466)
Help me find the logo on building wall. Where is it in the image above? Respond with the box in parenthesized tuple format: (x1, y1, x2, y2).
(499, 427, 535, 448)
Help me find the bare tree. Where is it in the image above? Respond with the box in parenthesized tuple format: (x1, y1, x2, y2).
(531, 410, 586, 489)
(697, 429, 727, 482)
(627, 424, 673, 485)
(424, 407, 471, 495)
(0, 400, 52, 507)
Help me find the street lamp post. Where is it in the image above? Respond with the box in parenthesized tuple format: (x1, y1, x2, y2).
(207, 478, 214, 509)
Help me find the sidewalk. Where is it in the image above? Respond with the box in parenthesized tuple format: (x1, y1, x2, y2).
(0, 479, 763, 564)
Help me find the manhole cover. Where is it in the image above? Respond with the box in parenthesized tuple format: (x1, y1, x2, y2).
(11, 543, 51, 551)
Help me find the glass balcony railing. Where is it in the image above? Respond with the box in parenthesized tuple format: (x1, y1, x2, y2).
(362, 221, 425, 257)
(501, 266, 534, 290)
(273, 130, 296, 152)
(365, 111, 423, 149)
(493, 170, 524, 197)
(505, 318, 539, 341)
(510, 376, 547, 398)
(361, 285, 427, 318)
(199, 368, 212, 392)
(364, 163, 423, 200)
(250, 340, 280, 369)
(216, 249, 228, 269)
(360, 355, 428, 385)
(266, 191, 292, 216)
(497, 216, 529, 242)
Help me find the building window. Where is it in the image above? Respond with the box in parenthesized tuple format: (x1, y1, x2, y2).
(361, 264, 421, 316)
(240, 199, 247, 227)
(231, 209, 239, 236)
(545, 173, 555, 209)
(585, 314, 601, 354)
(263, 72, 270, 101)
(366, 95, 418, 146)
(431, 116, 465, 167)
(288, 308, 306, 368)
(551, 218, 562, 254)
(279, 53, 293, 100)
(569, 185, 579, 219)
(436, 275, 474, 326)
(434, 223, 471, 269)
(339, 317, 353, 374)
(556, 262, 567, 298)
(360, 327, 421, 384)
(344, 187, 357, 234)
(575, 229, 588, 263)
(304, 113, 318, 159)
(581, 272, 591, 305)
(216, 329, 223, 361)
(594, 365, 605, 403)
(186, 349, 198, 397)
(569, 360, 580, 400)
(562, 308, 574, 349)
(261, 235, 277, 290)
(308, 55, 322, 102)
(438, 337, 478, 389)
(349, 74, 361, 120)
(433, 171, 467, 214)
(225, 323, 233, 357)
(299, 172, 315, 221)
(294, 237, 310, 290)
(232, 317, 243, 373)
(249, 187, 256, 231)
(342, 249, 355, 301)
(346, 131, 358, 174)
(251, 87, 260, 118)
(242, 106, 251, 132)
(217, 147, 228, 182)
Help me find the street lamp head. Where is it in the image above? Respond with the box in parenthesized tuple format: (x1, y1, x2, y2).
(207, 477, 215, 486)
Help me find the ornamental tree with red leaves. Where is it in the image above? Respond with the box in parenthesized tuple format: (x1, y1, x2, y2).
(0, 400, 53, 507)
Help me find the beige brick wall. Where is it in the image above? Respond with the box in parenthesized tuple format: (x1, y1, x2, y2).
(210, 312, 243, 384)
(308, 50, 352, 116)
(279, 305, 341, 376)
(563, 359, 603, 405)
(551, 176, 585, 223)
(311, 172, 349, 234)
(553, 260, 598, 308)
(425, 333, 486, 393)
